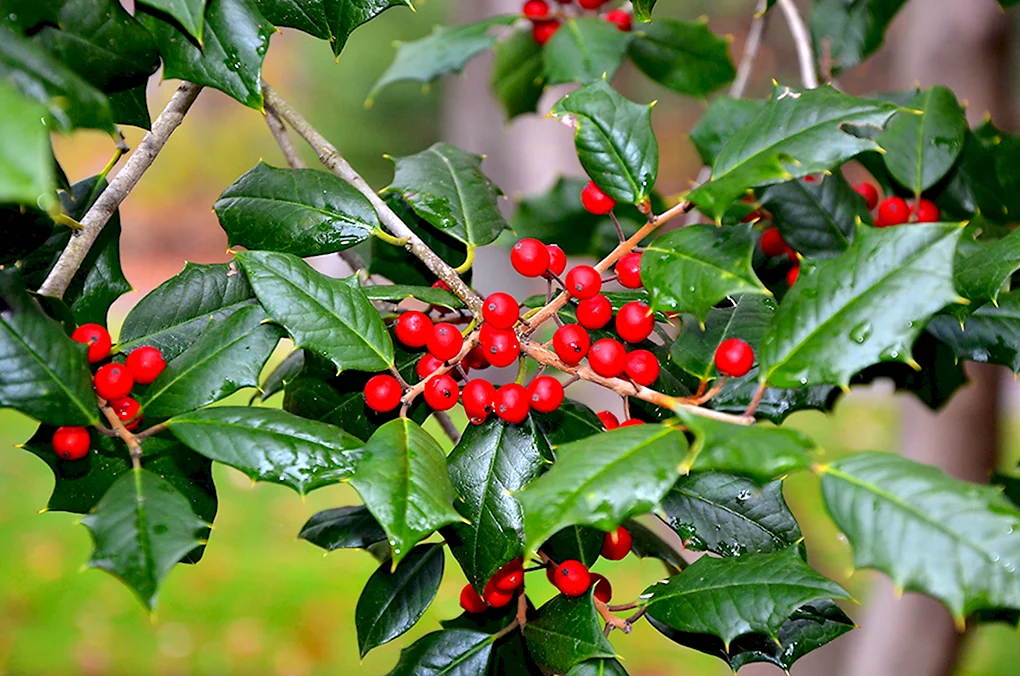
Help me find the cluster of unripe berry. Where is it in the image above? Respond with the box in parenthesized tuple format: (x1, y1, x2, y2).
(459, 526, 633, 613)
(50, 324, 166, 461)
(523, 0, 632, 46)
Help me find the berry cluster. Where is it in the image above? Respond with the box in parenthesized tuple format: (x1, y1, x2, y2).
(523, 0, 631, 46)
(51, 324, 167, 462)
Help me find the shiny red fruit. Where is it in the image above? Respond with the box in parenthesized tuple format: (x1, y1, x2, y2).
(912, 198, 940, 223)
(552, 324, 591, 366)
(395, 311, 432, 349)
(760, 228, 788, 258)
(125, 346, 166, 384)
(424, 374, 459, 411)
(416, 354, 444, 380)
(591, 574, 612, 603)
(604, 9, 631, 31)
(52, 426, 90, 461)
(494, 383, 530, 423)
(527, 375, 564, 413)
(427, 323, 464, 361)
(787, 264, 800, 287)
(625, 349, 660, 386)
(615, 253, 643, 289)
(588, 338, 627, 377)
(715, 338, 754, 377)
(619, 419, 645, 427)
(576, 294, 613, 330)
(492, 558, 524, 592)
(462, 379, 496, 424)
(550, 560, 591, 597)
(71, 324, 111, 363)
(463, 345, 489, 371)
(511, 238, 551, 277)
(460, 584, 488, 613)
(93, 363, 134, 401)
(597, 410, 619, 430)
(483, 292, 519, 329)
(483, 579, 515, 608)
(578, 0, 606, 8)
(601, 526, 632, 560)
(565, 265, 601, 300)
(615, 301, 654, 344)
(532, 19, 560, 45)
(111, 397, 142, 431)
(854, 182, 880, 210)
(364, 374, 402, 412)
(877, 196, 910, 227)
(481, 327, 521, 368)
(580, 180, 615, 215)
(522, 0, 549, 19)
(546, 244, 567, 276)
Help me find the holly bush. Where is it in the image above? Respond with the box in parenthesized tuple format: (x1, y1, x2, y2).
(3, 0, 1020, 673)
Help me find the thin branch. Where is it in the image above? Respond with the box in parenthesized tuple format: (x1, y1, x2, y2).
(434, 411, 461, 445)
(265, 106, 307, 169)
(99, 401, 143, 469)
(134, 422, 168, 441)
(38, 82, 203, 298)
(777, 0, 819, 89)
(401, 334, 479, 410)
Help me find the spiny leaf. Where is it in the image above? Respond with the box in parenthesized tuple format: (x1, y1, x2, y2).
(523, 594, 615, 673)
(927, 291, 1020, 373)
(389, 629, 495, 676)
(880, 85, 967, 194)
(689, 97, 765, 167)
(543, 17, 632, 86)
(629, 18, 735, 97)
(137, 0, 207, 42)
(670, 295, 776, 382)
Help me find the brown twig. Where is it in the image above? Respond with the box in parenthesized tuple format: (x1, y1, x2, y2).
(401, 334, 480, 413)
(744, 381, 768, 417)
(492, 618, 521, 641)
(264, 106, 307, 169)
(595, 598, 630, 633)
(99, 401, 143, 469)
(680, 377, 727, 406)
(134, 422, 168, 441)
(434, 411, 461, 444)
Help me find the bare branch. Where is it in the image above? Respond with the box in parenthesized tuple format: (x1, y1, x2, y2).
(777, 0, 820, 89)
(434, 411, 461, 445)
(38, 82, 203, 298)
(265, 106, 307, 169)
(99, 401, 144, 469)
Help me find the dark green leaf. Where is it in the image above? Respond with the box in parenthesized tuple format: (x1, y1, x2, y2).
(542, 526, 604, 568)
(390, 629, 494, 676)
(82, 468, 208, 610)
(880, 86, 967, 193)
(670, 295, 775, 382)
(491, 28, 544, 119)
(543, 17, 631, 85)
(349, 418, 461, 566)
(937, 295, 1020, 371)
(524, 594, 615, 673)
(214, 162, 378, 256)
(533, 398, 604, 450)
(118, 262, 256, 361)
(822, 452, 1020, 620)
(357, 543, 444, 656)
(518, 424, 686, 553)
(370, 193, 473, 285)
(107, 83, 151, 129)
(258, 348, 305, 400)
(851, 330, 967, 410)
(0, 81, 54, 204)
(299, 505, 386, 551)
(643, 548, 850, 645)
(565, 659, 628, 676)
(643, 223, 767, 321)
(936, 124, 1019, 225)
(687, 85, 899, 219)
(236, 250, 394, 372)
(954, 222, 1020, 307)
(326, 0, 413, 56)
(624, 518, 687, 573)
(167, 406, 363, 494)
(363, 284, 463, 309)
(549, 80, 658, 204)
(253, 0, 329, 40)
(760, 173, 870, 258)
(759, 223, 964, 388)
(138, 0, 272, 109)
(629, 18, 734, 97)
(809, 0, 907, 73)
(137, 0, 207, 42)
(707, 366, 839, 424)
(0, 0, 61, 32)
(444, 417, 547, 592)
(660, 472, 802, 557)
(689, 97, 765, 167)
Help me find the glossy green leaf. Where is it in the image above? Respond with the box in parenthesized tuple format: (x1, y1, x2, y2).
(299, 505, 386, 551)
(809, 0, 908, 73)
(107, 83, 150, 130)
(937, 124, 1020, 225)
(524, 594, 615, 673)
(445, 417, 547, 592)
(707, 367, 839, 424)
(140, 305, 279, 417)
(0, 0, 62, 32)
(518, 424, 686, 553)
(137, 0, 207, 42)
(629, 18, 734, 97)
(349, 419, 461, 566)
(670, 296, 775, 382)
(387, 143, 508, 248)
(258, 348, 306, 401)
(880, 86, 967, 193)
(760, 223, 964, 388)
(543, 18, 631, 86)
(660, 472, 802, 557)
(566, 659, 628, 676)
(0, 270, 98, 426)
(118, 262, 256, 361)
(327, 0, 413, 56)
(362, 284, 463, 309)
(138, 0, 272, 109)
(370, 193, 473, 286)
(642, 223, 767, 321)
(543, 526, 604, 568)
(236, 250, 394, 372)
(390, 629, 495, 676)
(822, 452, 1020, 620)
(851, 330, 966, 410)
(928, 292, 1020, 373)
(357, 543, 444, 656)
(82, 468, 208, 610)
(549, 80, 658, 204)
(687, 85, 899, 219)
(167, 406, 363, 494)
(643, 548, 850, 646)
(439, 600, 538, 675)
(632, 0, 656, 22)
(689, 97, 765, 167)
(214, 162, 378, 256)
(0, 81, 53, 204)
(760, 173, 871, 258)
(533, 398, 604, 450)
(368, 16, 515, 103)
(491, 28, 544, 119)
(624, 518, 687, 573)
(954, 223, 1020, 307)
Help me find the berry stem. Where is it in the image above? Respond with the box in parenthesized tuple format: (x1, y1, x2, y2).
(99, 400, 144, 469)
(93, 423, 118, 438)
(433, 411, 461, 444)
(608, 601, 640, 612)
(681, 377, 727, 406)
(134, 422, 168, 441)
(743, 381, 768, 417)
(595, 598, 630, 633)
(492, 618, 521, 642)
(371, 228, 409, 247)
(388, 365, 410, 390)
(400, 333, 479, 412)
(609, 211, 625, 241)
(453, 245, 475, 274)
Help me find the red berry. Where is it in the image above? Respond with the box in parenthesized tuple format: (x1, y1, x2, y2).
(395, 311, 432, 349)
(429, 281, 453, 313)
(616, 253, 643, 289)
(511, 238, 551, 277)
(460, 584, 488, 613)
(715, 338, 754, 377)
(601, 526, 632, 560)
(854, 182, 880, 210)
(565, 265, 601, 300)
(580, 180, 615, 215)
(576, 294, 613, 330)
(551, 560, 591, 597)
(615, 301, 654, 344)
(787, 263, 800, 287)
(125, 346, 166, 385)
(760, 228, 788, 258)
(483, 579, 515, 608)
(604, 9, 631, 31)
(527, 375, 564, 413)
(52, 426, 90, 461)
(552, 324, 591, 366)
(494, 383, 530, 423)
(364, 374, 402, 413)
(591, 574, 612, 603)
(93, 363, 134, 401)
(578, 0, 606, 9)
(424, 374, 459, 411)
(462, 379, 496, 424)
(625, 349, 660, 386)
(483, 292, 519, 330)
(619, 419, 645, 427)
(546, 244, 566, 276)
(71, 324, 111, 363)
(522, 0, 549, 19)
(877, 196, 910, 227)
(912, 198, 940, 223)
(492, 558, 524, 592)
(531, 19, 560, 45)
(481, 327, 521, 368)
(463, 345, 490, 371)
(597, 411, 619, 430)
(416, 354, 444, 380)
(427, 323, 464, 361)
(588, 338, 627, 378)
(111, 397, 142, 431)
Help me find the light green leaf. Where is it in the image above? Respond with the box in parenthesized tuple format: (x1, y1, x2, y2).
(689, 97, 765, 167)
(390, 629, 495, 676)
(629, 18, 735, 97)
(953, 223, 1020, 307)
(0, 82, 54, 206)
(632, 0, 656, 22)
(543, 17, 632, 85)
(880, 86, 967, 193)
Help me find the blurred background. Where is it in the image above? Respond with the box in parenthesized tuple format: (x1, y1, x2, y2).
(2, 0, 1019, 674)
